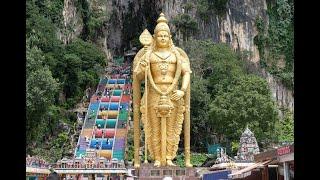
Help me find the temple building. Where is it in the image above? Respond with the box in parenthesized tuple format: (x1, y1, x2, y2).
(236, 126, 260, 162)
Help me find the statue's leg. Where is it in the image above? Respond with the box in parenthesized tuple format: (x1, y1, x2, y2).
(141, 107, 153, 161)
(149, 105, 161, 166)
(166, 103, 184, 165)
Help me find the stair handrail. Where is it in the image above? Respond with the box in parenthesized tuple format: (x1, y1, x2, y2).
(73, 77, 104, 157)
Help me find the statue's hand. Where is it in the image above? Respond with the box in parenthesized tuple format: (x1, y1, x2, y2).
(170, 90, 185, 101)
(140, 59, 149, 67)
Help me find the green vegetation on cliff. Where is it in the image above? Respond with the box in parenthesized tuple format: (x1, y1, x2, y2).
(196, 0, 229, 21)
(254, 0, 294, 89)
(172, 13, 198, 42)
(27, 0, 106, 162)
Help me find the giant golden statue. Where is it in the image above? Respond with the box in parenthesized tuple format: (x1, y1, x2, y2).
(132, 13, 192, 167)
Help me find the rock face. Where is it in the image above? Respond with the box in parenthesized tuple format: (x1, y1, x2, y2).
(264, 71, 294, 113)
(104, 0, 123, 56)
(60, 0, 293, 112)
(59, 0, 267, 62)
(160, 0, 268, 63)
(217, 0, 268, 63)
(59, 0, 83, 44)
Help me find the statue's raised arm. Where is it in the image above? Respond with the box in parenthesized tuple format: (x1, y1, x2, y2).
(133, 13, 192, 168)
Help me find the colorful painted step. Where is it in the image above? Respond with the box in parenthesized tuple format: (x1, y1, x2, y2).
(95, 119, 106, 128)
(101, 96, 110, 102)
(107, 111, 118, 119)
(89, 102, 99, 111)
(111, 96, 120, 102)
(120, 95, 130, 103)
(113, 90, 122, 96)
(118, 111, 128, 121)
(99, 103, 109, 110)
(81, 129, 93, 138)
(101, 139, 113, 150)
(98, 150, 112, 159)
(106, 119, 116, 128)
(90, 139, 102, 148)
(76, 149, 86, 157)
(109, 103, 119, 110)
(115, 129, 127, 138)
(108, 79, 117, 84)
(117, 79, 125, 84)
(104, 129, 115, 138)
(100, 78, 108, 84)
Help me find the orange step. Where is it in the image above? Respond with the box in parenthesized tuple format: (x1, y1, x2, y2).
(81, 129, 93, 138)
(115, 129, 127, 138)
(98, 150, 112, 159)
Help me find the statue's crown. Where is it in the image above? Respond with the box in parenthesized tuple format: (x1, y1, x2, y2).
(157, 13, 168, 24)
(154, 13, 170, 34)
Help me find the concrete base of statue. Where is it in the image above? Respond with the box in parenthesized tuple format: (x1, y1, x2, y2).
(133, 163, 199, 180)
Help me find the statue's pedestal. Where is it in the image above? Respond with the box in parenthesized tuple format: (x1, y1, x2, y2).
(134, 163, 199, 180)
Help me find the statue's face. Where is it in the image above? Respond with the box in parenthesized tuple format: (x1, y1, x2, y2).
(155, 30, 170, 48)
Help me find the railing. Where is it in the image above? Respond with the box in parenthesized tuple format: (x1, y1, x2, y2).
(53, 158, 125, 169)
(26, 157, 50, 169)
(111, 78, 122, 160)
(90, 78, 108, 150)
(74, 77, 104, 157)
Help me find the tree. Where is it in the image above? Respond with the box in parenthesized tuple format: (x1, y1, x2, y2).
(205, 43, 244, 96)
(26, 0, 108, 161)
(209, 75, 279, 147)
(26, 43, 60, 145)
(189, 76, 212, 151)
(275, 109, 293, 143)
(62, 53, 82, 99)
(172, 13, 198, 42)
(182, 40, 215, 78)
(61, 39, 106, 107)
(182, 41, 247, 151)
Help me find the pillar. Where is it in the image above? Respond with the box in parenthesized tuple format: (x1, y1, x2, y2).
(284, 162, 290, 180)
(88, 174, 96, 180)
(261, 165, 269, 180)
(104, 174, 109, 180)
(60, 174, 65, 180)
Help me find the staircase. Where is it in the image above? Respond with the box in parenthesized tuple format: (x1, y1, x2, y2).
(74, 60, 132, 162)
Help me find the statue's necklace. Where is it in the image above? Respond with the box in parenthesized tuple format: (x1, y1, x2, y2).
(153, 52, 171, 79)
(147, 48, 181, 96)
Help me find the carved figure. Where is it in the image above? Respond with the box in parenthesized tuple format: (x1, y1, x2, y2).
(132, 13, 192, 167)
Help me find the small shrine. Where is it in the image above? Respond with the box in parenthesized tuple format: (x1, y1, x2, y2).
(215, 147, 232, 164)
(236, 125, 260, 162)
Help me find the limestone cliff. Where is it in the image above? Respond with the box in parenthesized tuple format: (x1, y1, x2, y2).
(263, 71, 294, 113)
(163, 0, 267, 62)
(60, 0, 293, 112)
(59, 0, 83, 44)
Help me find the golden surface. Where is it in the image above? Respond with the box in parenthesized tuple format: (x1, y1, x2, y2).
(133, 13, 192, 167)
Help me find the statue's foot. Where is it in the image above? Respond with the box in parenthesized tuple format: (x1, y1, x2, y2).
(166, 160, 177, 166)
(134, 163, 140, 168)
(154, 160, 161, 167)
(185, 161, 193, 167)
